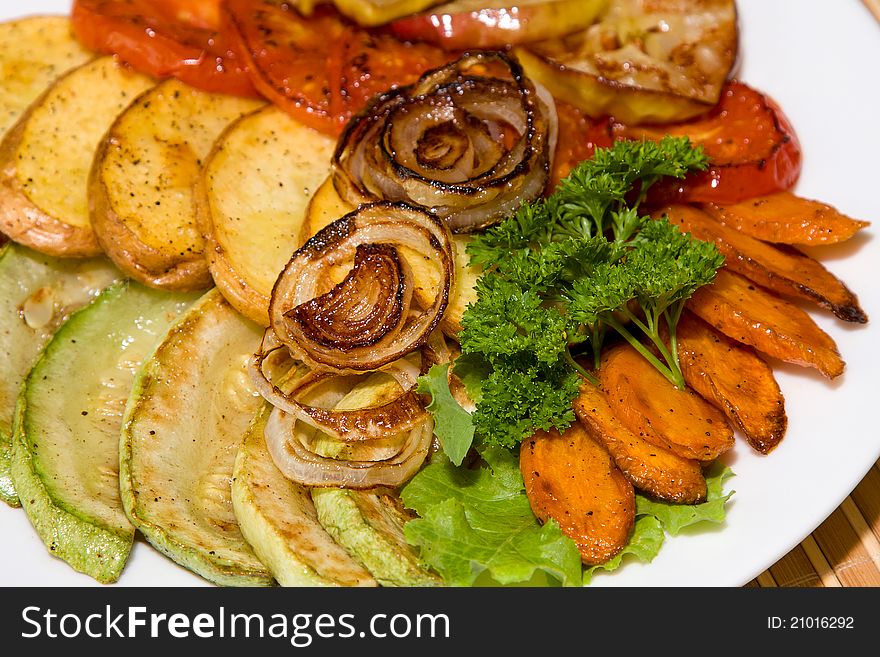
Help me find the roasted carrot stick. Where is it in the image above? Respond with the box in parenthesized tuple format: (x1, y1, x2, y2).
(660, 204, 867, 323)
(598, 342, 735, 463)
(686, 269, 844, 378)
(702, 191, 869, 246)
(574, 383, 707, 504)
(521, 423, 635, 565)
(676, 312, 787, 454)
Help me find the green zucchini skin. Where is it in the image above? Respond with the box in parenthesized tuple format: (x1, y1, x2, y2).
(12, 280, 197, 582)
(0, 243, 120, 506)
(120, 289, 274, 587)
(311, 487, 442, 587)
(232, 406, 378, 588)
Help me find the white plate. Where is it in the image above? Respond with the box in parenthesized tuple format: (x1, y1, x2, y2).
(1, 0, 878, 587)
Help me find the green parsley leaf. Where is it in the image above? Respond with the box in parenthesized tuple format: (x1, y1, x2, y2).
(472, 357, 580, 449)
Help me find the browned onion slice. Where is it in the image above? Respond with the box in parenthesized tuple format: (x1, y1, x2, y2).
(248, 329, 458, 444)
(332, 51, 558, 233)
(264, 405, 434, 489)
(269, 202, 453, 374)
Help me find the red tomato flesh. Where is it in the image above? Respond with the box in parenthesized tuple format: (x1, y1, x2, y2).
(222, 1, 454, 136)
(615, 81, 802, 204)
(71, 0, 258, 97)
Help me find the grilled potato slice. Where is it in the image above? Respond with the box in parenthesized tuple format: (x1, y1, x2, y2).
(233, 406, 378, 587)
(120, 290, 274, 586)
(516, 0, 737, 123)
(196, 106, 335, 325)
(0, 243, 120, 507)
(90, 79, 262, 290)
(0, 57, 154, 256)
(0, 16, 92, 139)
(12, 281, 196, 582)
(521, 423, 635, 565)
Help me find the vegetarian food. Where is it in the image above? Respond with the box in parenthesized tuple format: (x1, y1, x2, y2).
(0, 1, 872, 586)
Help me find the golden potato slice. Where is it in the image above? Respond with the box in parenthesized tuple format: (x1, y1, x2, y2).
(0, 16, 92, 139)
(303, 176, 356, 245)
(0, 57, 154, 256)
(196, 106, 336, 325)
(90, 79, 262, 290)
(574, 382, 707, 504)
(598, 342, 735, 463)
(516, 0, 738, 123)
(521, 423, 635, 565)
(676, 312, 787, 454)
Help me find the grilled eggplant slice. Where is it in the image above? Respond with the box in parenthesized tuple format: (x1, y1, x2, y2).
(90, 79, 262, 290)
(120, 289, 274, 586)
(196, 106, 335, 325)
(0, 243, 120, 506)
(0, 57, 154, 256)
(11, 281, 196, 582)
(516, 0, 737, 123)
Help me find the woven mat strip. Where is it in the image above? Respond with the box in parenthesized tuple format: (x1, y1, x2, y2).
(749, 459, 880, 587)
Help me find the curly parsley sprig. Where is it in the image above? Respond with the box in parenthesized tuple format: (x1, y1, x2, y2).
(458, 137, 723, 449)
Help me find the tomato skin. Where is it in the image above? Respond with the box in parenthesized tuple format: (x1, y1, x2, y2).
(71, 0, 258, 97)
(222, 1, 452, 136)
(550, 101, 613, 190)
(616, 81, 802, 204)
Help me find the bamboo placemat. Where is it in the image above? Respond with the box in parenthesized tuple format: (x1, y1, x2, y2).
(746, 458, 880, 587)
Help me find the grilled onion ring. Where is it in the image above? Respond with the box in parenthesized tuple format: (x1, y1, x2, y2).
(332, 51, 558, 233)
(265, 406, 434, 489)
(269, 202, 453, 374)
(249, 330, 431, 442)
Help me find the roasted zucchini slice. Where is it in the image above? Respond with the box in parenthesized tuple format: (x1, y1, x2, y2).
(516, 0, 738, 123)
(12, 281, 196, 582)
(232, 406, 378, 587)
(0, 243, 120, 506)
(120, 290, 274, 586)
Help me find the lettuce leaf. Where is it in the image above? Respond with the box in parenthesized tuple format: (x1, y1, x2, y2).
(401, 446, 582, 587)
(636, 462, 735, 536)
(416, 363, 474, 466)
(584, 463, 735, 583)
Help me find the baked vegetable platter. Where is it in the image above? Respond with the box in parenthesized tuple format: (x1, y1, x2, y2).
(0, 0, 876, 588)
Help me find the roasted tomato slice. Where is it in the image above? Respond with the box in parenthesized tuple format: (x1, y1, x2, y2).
(222, 1, 452, 136)
(617, 81, 802, 204)
(550, 101, 613, 189)
(71, 0, 257, 97)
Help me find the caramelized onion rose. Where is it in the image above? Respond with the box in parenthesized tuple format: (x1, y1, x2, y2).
(332, 51, 558, 233)
(269, 202, 454, 374)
